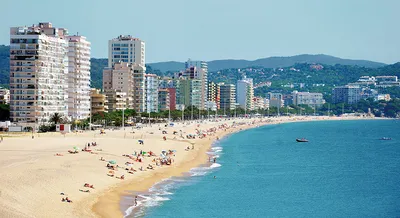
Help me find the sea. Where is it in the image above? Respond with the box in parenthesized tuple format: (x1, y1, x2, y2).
(122, 119, 400, 218)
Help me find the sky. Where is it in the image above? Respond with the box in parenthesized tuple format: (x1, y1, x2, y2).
(1, 0, 399, 64)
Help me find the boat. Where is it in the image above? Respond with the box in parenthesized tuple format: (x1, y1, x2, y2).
(380, 137, 392, 140)
(296, 138, 309, 142)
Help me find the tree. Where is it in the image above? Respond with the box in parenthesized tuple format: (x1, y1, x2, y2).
(49, 113, 63, 124)
(0, 104, 10, 121)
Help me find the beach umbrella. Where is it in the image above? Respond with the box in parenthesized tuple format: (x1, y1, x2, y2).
(109, 160, 116, 164)
(73, 146, 79, 150)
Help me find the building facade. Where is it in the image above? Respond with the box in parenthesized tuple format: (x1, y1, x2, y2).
(236, 76, 254, 110)
(207, 81, 220, 109)
(184, 59, 208, 110)
(332, 85, 361, 104)
(267, 92, 284, 108)
(253, 97, 269, 110)
(145, 74, 159, 112)
(67, 35, 91, 120)
(108, 35, 145, 68)
(0, 88, 10, 104)
(179, 79, 202, 109)
(103, 62, 145, 112)
(375, 76, 400, 87)
(105, 90, 128, 111)
(158, 89, 170, 111)
(90, 89, 108, 114)
(10, 22, 69, 125)
(167, 88, 176, 110)
(292, 91, 325, 107)
(219, 83, 236, 111)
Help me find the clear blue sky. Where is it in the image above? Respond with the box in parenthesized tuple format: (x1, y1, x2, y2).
(1, 0, 399, 64)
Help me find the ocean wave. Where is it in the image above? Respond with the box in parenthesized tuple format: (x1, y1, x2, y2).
(211, 146, 223, 150)
(124, 145, 224, 217)
(189, 163, 222, 177)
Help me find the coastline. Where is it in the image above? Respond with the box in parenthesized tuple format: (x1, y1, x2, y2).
(90, 115, 379, 218)
(0, 116, 382, 218)
(90, 118, 261, 218)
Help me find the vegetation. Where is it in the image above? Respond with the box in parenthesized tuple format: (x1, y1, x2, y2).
(0, 104, 10, 121)
(145, 54, 386, 72)
(49, 113, 64, 124)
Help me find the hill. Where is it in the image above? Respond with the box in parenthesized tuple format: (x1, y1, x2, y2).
(148, 54, 386, 72)
(0, 45, 391, 90)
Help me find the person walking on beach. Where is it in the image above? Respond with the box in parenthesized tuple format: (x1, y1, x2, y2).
(213, 157, 217, 163)
(134, 195, 138, 206)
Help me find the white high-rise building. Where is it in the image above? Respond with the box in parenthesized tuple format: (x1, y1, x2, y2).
(145, 74, 159, 112)
(236, 76, 254, 110)
(67, 35, 91, 120)
(9, 22, 69, 126)
(108, 35, 145, 68)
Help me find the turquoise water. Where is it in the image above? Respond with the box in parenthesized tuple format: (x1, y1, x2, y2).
(129, 120, 400, 218)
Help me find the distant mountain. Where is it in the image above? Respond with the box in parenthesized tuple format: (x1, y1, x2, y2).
(148, 54, 386, 72)
(147, 61, 185, 73)
(0, 45, 390, 90)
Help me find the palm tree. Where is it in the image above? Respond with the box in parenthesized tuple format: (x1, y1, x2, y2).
(50, 113, 63, 124)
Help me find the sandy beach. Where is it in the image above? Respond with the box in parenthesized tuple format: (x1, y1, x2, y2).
(0, 115, 374, 218)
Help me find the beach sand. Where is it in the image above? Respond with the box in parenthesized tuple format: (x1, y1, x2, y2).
(0, 116, 373, 218)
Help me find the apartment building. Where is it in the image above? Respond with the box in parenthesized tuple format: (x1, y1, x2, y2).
(103, 62, 145, 111)
(207, 81, 220, 109)
(0, 88, 10, 104)
(167, 88, 176, 110)
(108, 35, 145, 68)
(332, 85, 361, 104)
(236, 76, 254, 110)
(375, 76, 400, 87)
(253, 97, 269, 110)
(158, 89, 170, 111)
(292, 91, 325, 107)
(145, 74, 159, 112)
(219, 83, 236, 111)
(267, 92, 284, 108)
(179, 79, 202, 109)
(105, 90, 128, 111)
(67, 35, 91, 120)
(90, 89, 108, 114)
(184, 59, 208, 110)
(9, 22, 69, 125)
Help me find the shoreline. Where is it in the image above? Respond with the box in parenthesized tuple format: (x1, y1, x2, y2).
(90, 115, 381, 218)
(0, 116, 384, 218)
(90, 118, 261, 218)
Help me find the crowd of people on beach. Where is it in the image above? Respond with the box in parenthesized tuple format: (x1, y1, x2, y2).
(55, 117, 270, 207)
